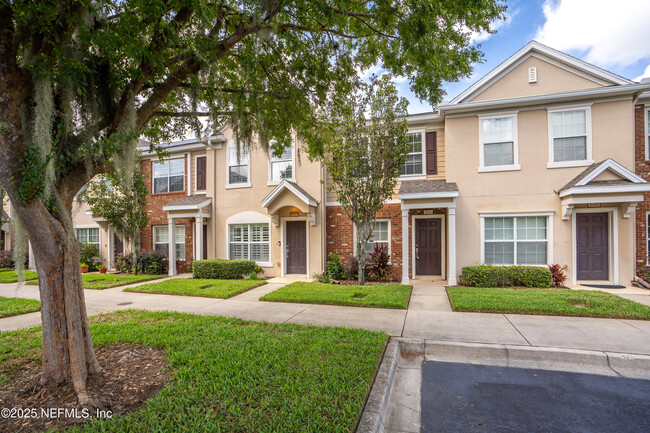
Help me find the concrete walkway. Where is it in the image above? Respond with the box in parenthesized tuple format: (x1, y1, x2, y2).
(1, 279, 649, 356)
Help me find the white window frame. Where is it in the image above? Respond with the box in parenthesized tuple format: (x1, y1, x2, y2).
(226, 142, 251, 189)
(268, 140, 296, 185)
(227, 222, 272, 266)
(75, 226, 100, 245)
(152, 157, 185, 194)
(645, 108, 650, 161)
(398, 129, 426, 180)
(194, 154, 207, 192)
(646, 211, 650, 265)
(547, 106, 593, 168)
(478, 113, 520, 173)
(479, 212, 554, 266)
(153, 225, 186, 260)
(353, 219, 391, 257)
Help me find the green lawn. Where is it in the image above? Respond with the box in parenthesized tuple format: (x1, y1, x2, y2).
(0, 296, 40, 318)
(447, 287, 650, 320)
(25, 273, 164, 290)
(0, 270, 39, 283)
(260, 282, 412, 309)
(0, 310, 387, 432)
(124, 278, 266, 298)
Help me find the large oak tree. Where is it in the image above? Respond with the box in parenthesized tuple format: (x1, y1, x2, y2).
(0, 0, 505, 403)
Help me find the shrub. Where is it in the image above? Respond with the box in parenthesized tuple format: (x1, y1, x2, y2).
(244, 271, 262, 281)
(312, 271, 331, 283)
(79, 243, 101, 271)
(326, 252, 345, 280)
(366, 244, 392, 282)
(342, 255, 358, 280)
(0, 250, 14, 268)
(460, 265, 551, 288)
(116, 250, 168, 275)
(193, 259, 257, 279)
(548, 264, 567, 287)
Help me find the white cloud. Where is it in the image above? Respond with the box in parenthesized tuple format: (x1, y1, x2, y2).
(535, 0, 650, 67)
(635, 64, 650, 82)
(470, 9, 517, 44)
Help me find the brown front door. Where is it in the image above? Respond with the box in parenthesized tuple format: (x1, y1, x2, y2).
(415, 218, 442, 275)
(286, 221, 307, 274)
(576, 213, 609, 281)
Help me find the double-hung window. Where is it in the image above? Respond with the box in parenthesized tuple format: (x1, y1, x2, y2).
(479, 115, 519, 171)
(227, 144, 250, 185)
(483, 216, 549, 265)
(75, 227, 99, 245)
(356, 220, 390, 255)
(229, 223, 270, 263)
(153, 159, 184, 193)
(400, 132, 424, 176)
(270, 143, 294, 182)
(548, 107, 592, 166)
(153, 226, 185, 259)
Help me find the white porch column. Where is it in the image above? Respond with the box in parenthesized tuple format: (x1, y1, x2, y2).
(168, 218, 177, 276)
(107, 227, 114, 270)
(401, 208, 409, 284)
(195, 218, 204, 261)
(28, 240, 36, 270)
(448, 207, 457, 286)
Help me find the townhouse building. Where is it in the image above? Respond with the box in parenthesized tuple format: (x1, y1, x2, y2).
(634, 89, 650, 276)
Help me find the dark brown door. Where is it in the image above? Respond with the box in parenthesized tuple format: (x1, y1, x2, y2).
(202, 224, 208, 259)
(113, 232, 123, 256)
(576, 213, 608, 281)
(415, 219, 442, 275)
(196, 156, 207, 190)
(286, 221, 307, 274)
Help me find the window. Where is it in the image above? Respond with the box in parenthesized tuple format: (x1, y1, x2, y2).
(400, 132, 424, 176)
(647, 212, 650, 264)
(483, 216, 548, 265)
(270, 142, 294, 182)
(153, 159, 184, 193)
(549, 107, 592, 166)
(153, 225, 185, 259)
(356, 220, 390, 255)
(229, 223, 270, 263)
(75, 227, 99, 245)
(479, 115, 519, 171)
(227, 144, 250, 185)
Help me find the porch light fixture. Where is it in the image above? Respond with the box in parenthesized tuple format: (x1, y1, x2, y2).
(290, 211, 300, 217)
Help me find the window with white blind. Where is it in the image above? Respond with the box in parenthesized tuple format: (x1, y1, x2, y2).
(227, 144, 250, 186)
(483, 216, 549, 265)
(153, 225, 185, 259)
(548, 107, 592, 167)
(229, 223, 270, 263)
(400, 132, 424, 176)
(269, 142, 294, 182)
(153, 158, 185, 193)
(75, 227, 99, 245)
(479, 115, 519, 172)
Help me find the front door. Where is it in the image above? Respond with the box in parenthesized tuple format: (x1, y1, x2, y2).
(286, 221, 307, 274)
(415, 218, 442, 275)
(113, 232, 123, 256)
(576, 213, 609, 281)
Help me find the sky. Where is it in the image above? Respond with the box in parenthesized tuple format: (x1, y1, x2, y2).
(393, 0, 650, 114)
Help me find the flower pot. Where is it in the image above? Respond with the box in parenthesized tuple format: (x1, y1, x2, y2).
(99, 268, 107, 274)
(80, 266, 89, 274)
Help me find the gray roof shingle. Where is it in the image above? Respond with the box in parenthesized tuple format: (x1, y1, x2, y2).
(399, 179, 459, 195)
(165, 194, 210, 207)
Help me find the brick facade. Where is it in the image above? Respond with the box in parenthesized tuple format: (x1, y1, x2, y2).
(634, 104, 649, 276)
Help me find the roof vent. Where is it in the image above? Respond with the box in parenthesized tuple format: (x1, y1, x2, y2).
(528, 66, 537, 83)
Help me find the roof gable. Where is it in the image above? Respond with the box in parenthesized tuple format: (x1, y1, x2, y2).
(558, 159, 646, 196)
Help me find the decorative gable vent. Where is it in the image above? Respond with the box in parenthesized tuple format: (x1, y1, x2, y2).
(528, 66, 537, 83)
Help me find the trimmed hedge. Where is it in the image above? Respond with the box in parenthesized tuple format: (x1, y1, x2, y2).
(460, 265, 552, 288)
(193, 259, 258, 279)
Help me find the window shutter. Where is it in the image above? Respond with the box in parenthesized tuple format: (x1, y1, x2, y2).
(426, 131, 437, 175)
(196, 156, 207, 190)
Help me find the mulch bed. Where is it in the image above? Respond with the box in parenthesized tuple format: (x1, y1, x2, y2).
(0, 343, 172, 433)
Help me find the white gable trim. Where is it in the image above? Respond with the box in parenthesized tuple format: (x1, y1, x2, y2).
(450, 41, 632, 105)
(261, 179, 318, 208)
(575, 159, 646, 187)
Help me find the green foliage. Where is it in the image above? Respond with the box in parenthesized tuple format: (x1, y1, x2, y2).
(460, 265, 552, 288)
(79, 243, 100, 272)
(125, 279, 265, 299)
(343, 255, 359, 280)
(25, 273, 163, 290)
(192, 259, 257, 280)
(313, 272, 331, 284)
(0, 270, 39, 284)
(0, 296, 41, 319)
(116, 250, 167, 275)
(326, 253, 345, 280)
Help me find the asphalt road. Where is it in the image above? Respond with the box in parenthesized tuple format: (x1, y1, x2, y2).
(421, 361, 650, 433)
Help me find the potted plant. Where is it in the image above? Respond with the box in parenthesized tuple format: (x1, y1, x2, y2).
(98, 265, 107, 274)
(80, 262, 89, 273)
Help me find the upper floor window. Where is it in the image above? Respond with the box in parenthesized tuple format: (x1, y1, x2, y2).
(479, 115, 519, 172)
(548, 107, 592, 167)
(270, 142, 294, 182)
(153, 158, 184, 193)
(400, 132, 424, 176)
(227, 144, 250, 186)
(75, 227, 99, 245)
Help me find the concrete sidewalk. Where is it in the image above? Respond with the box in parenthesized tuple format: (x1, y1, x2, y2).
(1, 279, 649, 356)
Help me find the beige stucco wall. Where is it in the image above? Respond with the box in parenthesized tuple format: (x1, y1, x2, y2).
(469, 56, 604, 103)
(71, 200, 110, 267)
(445, 98, 636, 284)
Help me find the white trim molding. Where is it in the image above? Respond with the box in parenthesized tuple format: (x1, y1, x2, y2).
(261, 179, 318, 208)
(281, 217, 310, 277)
(478, 113, 520, 173)
(267, 139, 297, 185)
(547, 106, 593, 168)
(398, 191, 459, 200)
(225, 212, 273, 268)
(571, 207, 619, 285)
(411, 214, 446, 281)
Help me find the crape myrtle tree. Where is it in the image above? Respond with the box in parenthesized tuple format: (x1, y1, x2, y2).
(0, 0, 505, 403)
(84, 166, 149, 274)
(324, 75, 409, 285)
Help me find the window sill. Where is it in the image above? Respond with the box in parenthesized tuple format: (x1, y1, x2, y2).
(398, 174, 427, 181)
(547, 160, 594, 169)
(478, 164, 521, 173)
(225, 183, 252, 189)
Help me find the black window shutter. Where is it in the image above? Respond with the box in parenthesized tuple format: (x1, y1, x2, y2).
(196, 156, 207, 190)
(426, 131, 437, 175)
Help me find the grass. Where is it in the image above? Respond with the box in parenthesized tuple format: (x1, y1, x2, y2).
(25, 273, 164, 290)
(0, 270, 39, 283)
(0, 310, 387, 432)
(0, 296, 40, 318)
(260, 281, 412, 309)
(124, 278, 266, 298)
(447, 287, 650, 320)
